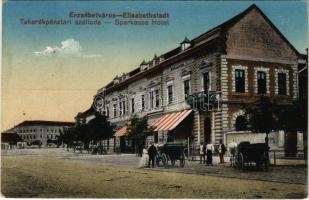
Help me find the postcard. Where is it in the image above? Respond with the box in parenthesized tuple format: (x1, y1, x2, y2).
(1, 1, 308, 198)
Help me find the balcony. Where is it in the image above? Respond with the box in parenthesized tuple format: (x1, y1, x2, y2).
(185, 91, 221, 111)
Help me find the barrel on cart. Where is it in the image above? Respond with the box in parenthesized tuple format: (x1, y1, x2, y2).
(233, 141, 269, 171)
(156, 142, 186, 167)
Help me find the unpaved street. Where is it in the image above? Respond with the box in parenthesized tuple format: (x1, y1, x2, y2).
(1, 149, 307, 198)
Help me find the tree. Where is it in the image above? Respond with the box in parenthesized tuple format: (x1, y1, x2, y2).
(58, 127, 77, 151)
(245, 96, 280, 154)
(126, 115, 153, 154)
(75, 123, 91, 152)
(87, 112, 114, 147)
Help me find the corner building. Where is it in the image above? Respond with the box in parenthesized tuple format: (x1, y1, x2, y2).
(95, 5, 305, 156)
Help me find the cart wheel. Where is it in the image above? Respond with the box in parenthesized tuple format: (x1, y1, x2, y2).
(161, 153, 168, 167)
(179, 152, 185, 167)
(171, 160, 175, 166)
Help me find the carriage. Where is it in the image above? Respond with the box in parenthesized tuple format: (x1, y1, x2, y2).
(231, 141, 269, 171)
(155, 142, 186, 167)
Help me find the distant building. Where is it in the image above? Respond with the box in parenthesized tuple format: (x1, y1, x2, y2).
(12, 120, 75, 147)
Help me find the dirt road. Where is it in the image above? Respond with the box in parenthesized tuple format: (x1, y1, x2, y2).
(1, 149, 307, 198)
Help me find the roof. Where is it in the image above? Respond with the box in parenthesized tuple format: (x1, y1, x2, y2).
(76, 106, 95, 118)
(102, 4, 302, 94)
(180, 37, 191, 44)
(14, 120, 75, 127)
(140, 60, 147, 66)
(151, 109, 193, 131)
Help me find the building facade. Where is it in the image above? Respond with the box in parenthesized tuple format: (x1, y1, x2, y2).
(12, 120, 75, 147)
(93, 4, 305, 156)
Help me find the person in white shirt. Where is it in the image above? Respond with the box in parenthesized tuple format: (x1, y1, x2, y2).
(138, 146, 149, 168)
(228, 140, 238, 156)
(206, 141, 214, 166)
(199, 142, 206, 164)
(228, 140, 238, 166)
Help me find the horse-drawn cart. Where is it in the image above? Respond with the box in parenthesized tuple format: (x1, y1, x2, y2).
(156, 142, 186, 167)
(231, 141, 269, 171)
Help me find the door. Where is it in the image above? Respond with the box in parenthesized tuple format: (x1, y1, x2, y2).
(284, 132, 297, 157)
(120, 136, 126, 153)
(204, 117, 211, 143)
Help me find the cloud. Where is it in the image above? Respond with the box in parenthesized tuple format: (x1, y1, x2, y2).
(34, 38, 101, 58)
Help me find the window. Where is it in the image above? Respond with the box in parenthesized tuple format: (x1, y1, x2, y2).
(184, 79, 191, 98)
(106, 106, 109, 117)
(167, 85, 173, 104)
(235, 69, 245, 93)
(203, 72, 210, 92)
(155, 89, 160, 108)
(235, 115, 247, 131)
(257, 71, 266, 94)
(141, 95, 145, 111)
(278, 73, 287, 95)
(131, 98, 135, 113)
(33, 135, 36, 139)
(40, 135, 42, 139)
(122, 100, 126, 115)
(113, 104, 117, 117)
(119, 101, 122, 116)
(149, 91, 154, 109)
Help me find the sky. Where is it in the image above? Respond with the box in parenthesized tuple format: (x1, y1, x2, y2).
(2, 1, 308, 131)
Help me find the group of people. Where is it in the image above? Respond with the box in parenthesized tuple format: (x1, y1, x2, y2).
(199, 140, 227, 166)
(139, 140, 235, 168)
(138, 142, 157, 168)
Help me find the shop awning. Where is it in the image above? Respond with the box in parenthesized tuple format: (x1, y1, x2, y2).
(151, 109, 193, 132)
(114, 125, 128, 137)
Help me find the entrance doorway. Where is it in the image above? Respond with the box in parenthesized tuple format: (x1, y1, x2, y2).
(120, 137, 126, 153)
(204, 117, 211, 143)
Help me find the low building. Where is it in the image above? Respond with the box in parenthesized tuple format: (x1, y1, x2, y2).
(12, 120, 75, 147)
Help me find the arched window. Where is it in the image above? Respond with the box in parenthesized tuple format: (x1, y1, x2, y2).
(235, 115, 247, 131)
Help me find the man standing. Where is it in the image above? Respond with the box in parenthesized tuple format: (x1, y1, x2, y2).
(206, 141, 214, 166)
(148, 142, 157, 168)
(228, 140, 238, 166)
(219, 139, 227, 164)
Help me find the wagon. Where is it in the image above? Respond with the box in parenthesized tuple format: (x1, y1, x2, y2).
(232, 141, 269, 171)
(156, 142, 186, 167)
